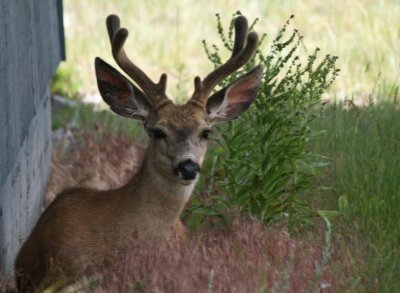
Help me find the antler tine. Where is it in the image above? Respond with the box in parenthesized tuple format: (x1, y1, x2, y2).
(106, 14, 120, 43)
(231, 16, 249, 56)
(191, 16, 259, 105)
(106, 15, 169, 106)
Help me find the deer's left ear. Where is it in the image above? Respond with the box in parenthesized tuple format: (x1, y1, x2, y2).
(206, 65, 263, 123)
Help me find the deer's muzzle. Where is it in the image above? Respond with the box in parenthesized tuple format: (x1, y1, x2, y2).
(174, 159, 200, 181)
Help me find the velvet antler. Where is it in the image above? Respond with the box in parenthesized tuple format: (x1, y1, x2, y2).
(106, 14, 170, 108)
(189, 16, 259, 107)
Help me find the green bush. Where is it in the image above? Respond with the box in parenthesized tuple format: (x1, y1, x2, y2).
(186, 14, 339, 229)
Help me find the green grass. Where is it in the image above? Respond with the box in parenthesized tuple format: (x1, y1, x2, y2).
(57, 0, 400, 101)
(311, 101, 400, 291)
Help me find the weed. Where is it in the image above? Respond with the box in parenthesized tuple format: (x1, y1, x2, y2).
(187, 14, 338, 230)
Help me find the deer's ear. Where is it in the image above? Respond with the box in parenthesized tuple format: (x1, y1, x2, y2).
(95, 57, 151, 121)
(206, 65, 263, 123)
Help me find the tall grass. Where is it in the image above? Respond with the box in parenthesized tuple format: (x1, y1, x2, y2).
(311, 101, 400, 291)
(82, 219, 340, 292)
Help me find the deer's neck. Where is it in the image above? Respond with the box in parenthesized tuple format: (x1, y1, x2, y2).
(130, 154, 196, 199)
(122, 153, 196, 223)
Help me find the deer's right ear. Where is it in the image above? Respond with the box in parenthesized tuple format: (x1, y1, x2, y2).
(95, 57, 151, 121)
(206, 65, 263, 123)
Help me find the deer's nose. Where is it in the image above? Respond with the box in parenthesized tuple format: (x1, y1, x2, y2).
(174, 159, 200, 180)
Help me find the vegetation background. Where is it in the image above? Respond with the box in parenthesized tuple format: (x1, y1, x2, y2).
(59, 0, 399, 102)
(40, 0, 400, 292)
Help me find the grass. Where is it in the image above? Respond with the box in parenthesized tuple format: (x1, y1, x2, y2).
(58, 0, 400, 101)
(311, 101, 400, 291)
(52, 102, 145, 141)
(20, 122, 350, 292)
(89, 219, 338, 293)
(39, 1, 400, 291)
(3, 100, 398, 291)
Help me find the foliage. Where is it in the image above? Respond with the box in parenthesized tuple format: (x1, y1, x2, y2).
(51, 63, 83, 100)
(60, 0, 400, 100)
(186, 14, 339, 229)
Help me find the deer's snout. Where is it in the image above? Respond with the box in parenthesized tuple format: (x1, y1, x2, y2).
(174, 159, 200, 181)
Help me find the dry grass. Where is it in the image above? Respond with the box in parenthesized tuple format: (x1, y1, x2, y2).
(35, 128, 357, 292)
(89, 219, 337, 293)
(1, 126, 360, 292)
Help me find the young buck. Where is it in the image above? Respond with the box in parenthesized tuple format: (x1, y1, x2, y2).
(15, 14, 263, 292)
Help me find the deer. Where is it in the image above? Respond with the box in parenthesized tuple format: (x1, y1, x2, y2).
(14, 14, 263, 292)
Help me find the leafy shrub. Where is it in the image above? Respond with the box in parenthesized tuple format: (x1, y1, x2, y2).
(187, 14, 339, 229)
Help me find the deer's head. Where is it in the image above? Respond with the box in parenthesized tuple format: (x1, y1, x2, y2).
(95, 15, 263, 185)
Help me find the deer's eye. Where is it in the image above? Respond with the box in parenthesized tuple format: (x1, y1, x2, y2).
(201, 129, 212, 140)
(151, 129, 167, 140)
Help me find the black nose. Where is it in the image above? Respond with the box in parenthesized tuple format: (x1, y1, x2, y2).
(175, 160, 200, 180)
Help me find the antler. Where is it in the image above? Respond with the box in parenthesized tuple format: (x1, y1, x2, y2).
(189, 16, 259, 107)
(106, 14, 170, 108)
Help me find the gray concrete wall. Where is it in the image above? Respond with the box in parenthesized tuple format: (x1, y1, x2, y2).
(0, 0, 64, 273)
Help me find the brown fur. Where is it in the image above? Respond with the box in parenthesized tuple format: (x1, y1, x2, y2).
(14, 104, 212, 292)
